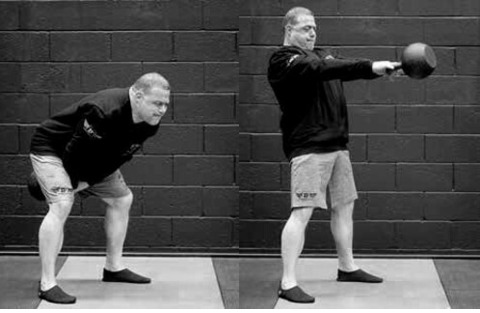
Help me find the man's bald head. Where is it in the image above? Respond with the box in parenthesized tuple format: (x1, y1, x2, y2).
(132, 72, 170, 95)
(282, 7, 314, 30)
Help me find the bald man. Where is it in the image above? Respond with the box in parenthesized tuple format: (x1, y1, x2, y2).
(268, 7, 400, 303)
(29, 73, 170, 304)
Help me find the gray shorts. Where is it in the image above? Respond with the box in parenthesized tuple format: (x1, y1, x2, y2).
(290, 150, 358, 210)
(30, 153, 131, 204)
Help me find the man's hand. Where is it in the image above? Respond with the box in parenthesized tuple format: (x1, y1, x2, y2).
(372, 61, 402, 76)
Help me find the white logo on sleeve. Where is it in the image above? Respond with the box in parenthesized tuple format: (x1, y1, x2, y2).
(83, 119, 102, 139)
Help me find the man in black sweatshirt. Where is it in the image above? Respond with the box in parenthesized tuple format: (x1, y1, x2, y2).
(29, 72, 170, 304)
(268, 7, 400, 303)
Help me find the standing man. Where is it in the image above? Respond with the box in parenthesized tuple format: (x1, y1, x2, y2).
(29, 72, 170, 304)
(268, 7, 400, 303)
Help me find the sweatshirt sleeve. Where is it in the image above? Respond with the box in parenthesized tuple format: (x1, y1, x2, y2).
(269, 48, 380, 83)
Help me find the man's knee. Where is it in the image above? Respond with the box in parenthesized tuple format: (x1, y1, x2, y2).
(48, 199, 74, 223)
(105, 191, 133, 211)
(289, 207, 314, 226)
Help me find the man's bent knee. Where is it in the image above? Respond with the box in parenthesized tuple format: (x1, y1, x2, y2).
(47, 200, 74, 223)
(289, 206, 315, 225)
(104, 191, 133, 210)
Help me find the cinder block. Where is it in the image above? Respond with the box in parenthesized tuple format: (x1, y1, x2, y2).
(51, 32, 110, 61)
(240, 133, 251, 161)
(21, 63, 83, 93)
(426, 77, 480, 105)
(305, 221, 336, 249)
(423, 192, 480, 221)
(457, 48, 480, 75)
(0, 155, 30, 185)
(205, 62, 238, 92)
(172, 218, 233, 247)
(203, 187, 238, 217)
(240, 191, 253, 218)
(239, 18, 252, 45)
(348, 134, 366, 162)
(64, 217, 104, 246)
(453, 105, 480, 134)
(428, 48, 455, 75)
(396, 221, 451, 249)
(0, 2, 18, 30)
(353, 163, 395, 191)
(455, 164, 480, 191)
(454, 0, 480, 16)
(0, 125, 19, 153)
(338, 0, 397, 15)
(174, 32, 237, 62)
(50, 93, 89, 115)
(397, 106, 453, 134)
(112, 32, 173, 62)
(397, 164, 453, 191)
(425, 18, 480, 45)
(203, 0, 238, 30)
(239, 220, 283, 248)
(174, 94, 235, 124)
(174, 156, 234, 185)
(0, 93, 49, 123)
(238, 162, 281, 191)
(318, 18, 423, 46)
(120, 156, 173, 185)
(143, 63, 204, 93)
(367, 77, 425, 104)
(353, 192, 368, 220)
(368, 135, 424, 162)
(452, 222, 480, 249)
(336, 47, 396, 60)
(399, 0, 454, 15)
(240, 47, 276, 75)
(239, 75, 276, 104)
(348, 105, 395, 133)
(354, 221, 396, 249)
(0, 217, 41, 246)
(252, 191, 289, 219)
(367, 192, 424, 220)
(204, 125, 239, 155)
(143, 125, 203, 155)
(426, 135, 480, 162)
(280, 162, 290, 191)
(20, 0, 202, 30)
(241, 0, 337, 16)
(239, 104, 280, 133)
(250, 133, 286, 162)
(250, 18, 283, 45)
(143, 187, 202, 216)
(81, 63, 142, 92)
(343, 80, 369, 104)
(0, 63, 22, 92)
(0, 187, 21, 215)
(125, 217, 172, 247)
(0, 32, 49, 61)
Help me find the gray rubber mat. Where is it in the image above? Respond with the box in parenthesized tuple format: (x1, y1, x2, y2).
(212, 257, 239, 309)
(0, 256, 67, 309)
(434, 259, 480, 309)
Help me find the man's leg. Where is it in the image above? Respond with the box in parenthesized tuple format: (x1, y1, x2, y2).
(102, 192, 133, 272)
(281, 206, 314, 289)
(330, 201, 358, 272)
(38, 199, 77, 303)
(100, 192, 150, 284)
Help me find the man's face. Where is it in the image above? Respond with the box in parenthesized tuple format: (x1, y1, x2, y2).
(135, 87, 170, 125)
(286, 14, 317, 50)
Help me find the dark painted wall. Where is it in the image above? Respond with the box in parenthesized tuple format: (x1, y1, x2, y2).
(239, 0, 480, 254)
(0, 0, 239, 252)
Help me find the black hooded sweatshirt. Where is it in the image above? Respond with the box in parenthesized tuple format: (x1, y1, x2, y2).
(268, 46, 380, 160)
(30, 88, 159, 187)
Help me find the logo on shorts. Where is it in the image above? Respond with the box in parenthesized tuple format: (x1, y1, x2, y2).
(51, 187, 73, 194)
(296, 192, 317, 199)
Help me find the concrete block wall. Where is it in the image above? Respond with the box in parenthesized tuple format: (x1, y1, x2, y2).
(239, 0, 480, 254)
(0, 0, 239, 252)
